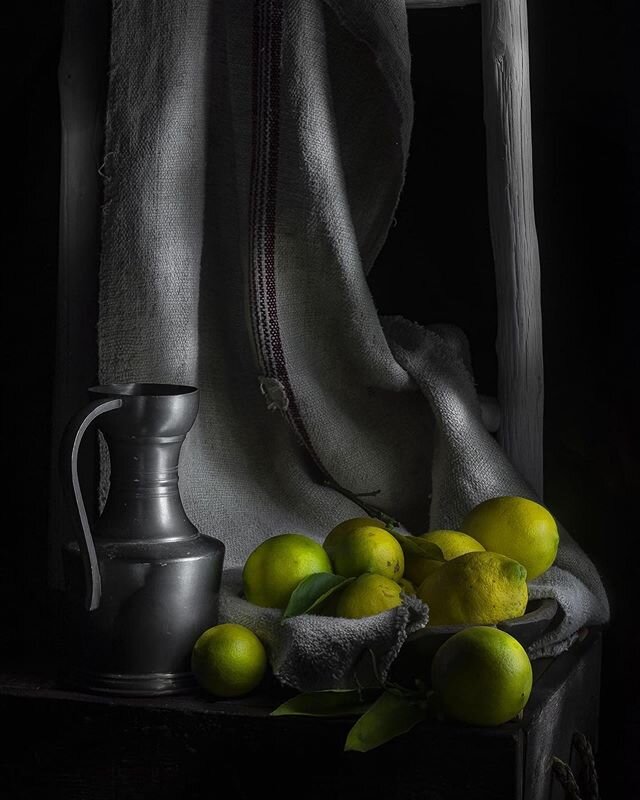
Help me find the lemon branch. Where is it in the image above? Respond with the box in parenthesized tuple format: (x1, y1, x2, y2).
(320, 478, 400, 529)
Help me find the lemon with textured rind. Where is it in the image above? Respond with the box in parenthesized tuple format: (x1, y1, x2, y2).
(328, 525, 404, 580)
(323, 517, 387, 563)
(417, 550, 528, 626)
(243, 533, 332, 609)
(431, 626, 533, 726)
(191, 623, 267, 698)
(461, 496, 559, 580)
(336, 574, 403, 618)
(404, 530, 485, 586)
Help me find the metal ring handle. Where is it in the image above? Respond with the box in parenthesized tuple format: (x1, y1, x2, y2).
(60, 397, 123, 610)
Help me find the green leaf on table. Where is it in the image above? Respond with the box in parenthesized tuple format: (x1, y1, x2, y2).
(271, 690, 375, 718)
(387, 529, 445, 562)
(282, 573, 354, 619)
(344, 690, 427, 752)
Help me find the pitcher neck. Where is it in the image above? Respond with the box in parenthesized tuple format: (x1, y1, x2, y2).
(96, 434, 197, 542)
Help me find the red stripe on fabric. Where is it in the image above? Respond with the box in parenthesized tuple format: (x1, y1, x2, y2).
(248, 0, 329, 475)
(249, 0, 269, 374)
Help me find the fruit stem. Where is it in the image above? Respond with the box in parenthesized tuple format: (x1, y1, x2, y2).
(321, 479, 400, 528)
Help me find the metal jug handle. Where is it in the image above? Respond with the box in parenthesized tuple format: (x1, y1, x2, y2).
(60, 397, 123, 611)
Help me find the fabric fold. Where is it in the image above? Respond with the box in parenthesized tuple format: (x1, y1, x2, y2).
(219, 567, 429, 691)
(380, 315, 610, 658)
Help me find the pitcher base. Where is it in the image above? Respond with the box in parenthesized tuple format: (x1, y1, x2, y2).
(62, 669, 198, 697)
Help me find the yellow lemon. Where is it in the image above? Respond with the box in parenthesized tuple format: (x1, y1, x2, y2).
(191, 623, 267, 698)
(461, 496, 559, 580)
(417, 551, 528, 626)
(404, 530, 485, 586)
(336, 574, 403, 618)
(431, 626, 533, 726)
(323, 517, 387, 562)
(243, 533, 332, 609)
(326, 525, 404, 580)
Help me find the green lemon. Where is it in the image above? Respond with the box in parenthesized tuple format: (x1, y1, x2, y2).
(191, 623, 267, 698)
(323, 517, 387, 563)
(243, 533, 333, 609)
(431, 626, 533, 726)
(326, 525, 404, 581)
(336, 574, 403, 618)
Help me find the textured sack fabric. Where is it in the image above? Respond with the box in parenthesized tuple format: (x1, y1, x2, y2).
(380, 316, 610, 660)
(98, 0, 609, 689)
(220, 567, 429, 690)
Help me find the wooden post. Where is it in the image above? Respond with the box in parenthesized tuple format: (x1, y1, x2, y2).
(481, 0, 544, 497)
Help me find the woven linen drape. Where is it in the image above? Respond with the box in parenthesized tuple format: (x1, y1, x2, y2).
(99, 0, 433, 560)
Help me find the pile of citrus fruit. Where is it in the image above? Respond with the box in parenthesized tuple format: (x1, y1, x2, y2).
(191, 495, 560, 738)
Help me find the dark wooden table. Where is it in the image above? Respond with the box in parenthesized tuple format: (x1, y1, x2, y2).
(0, 631, 601, 800)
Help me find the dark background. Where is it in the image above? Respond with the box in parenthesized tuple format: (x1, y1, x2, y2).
(6, 1, 639, 795)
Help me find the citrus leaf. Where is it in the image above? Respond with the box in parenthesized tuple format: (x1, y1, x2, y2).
(282, 573, 354, 619)
(387, 529, 445, 562)
(344, 690, 427, 752)
(271, 690, 374, 718)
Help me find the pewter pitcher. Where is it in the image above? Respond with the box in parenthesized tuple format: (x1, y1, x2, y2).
(60, 383, 225, 695)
